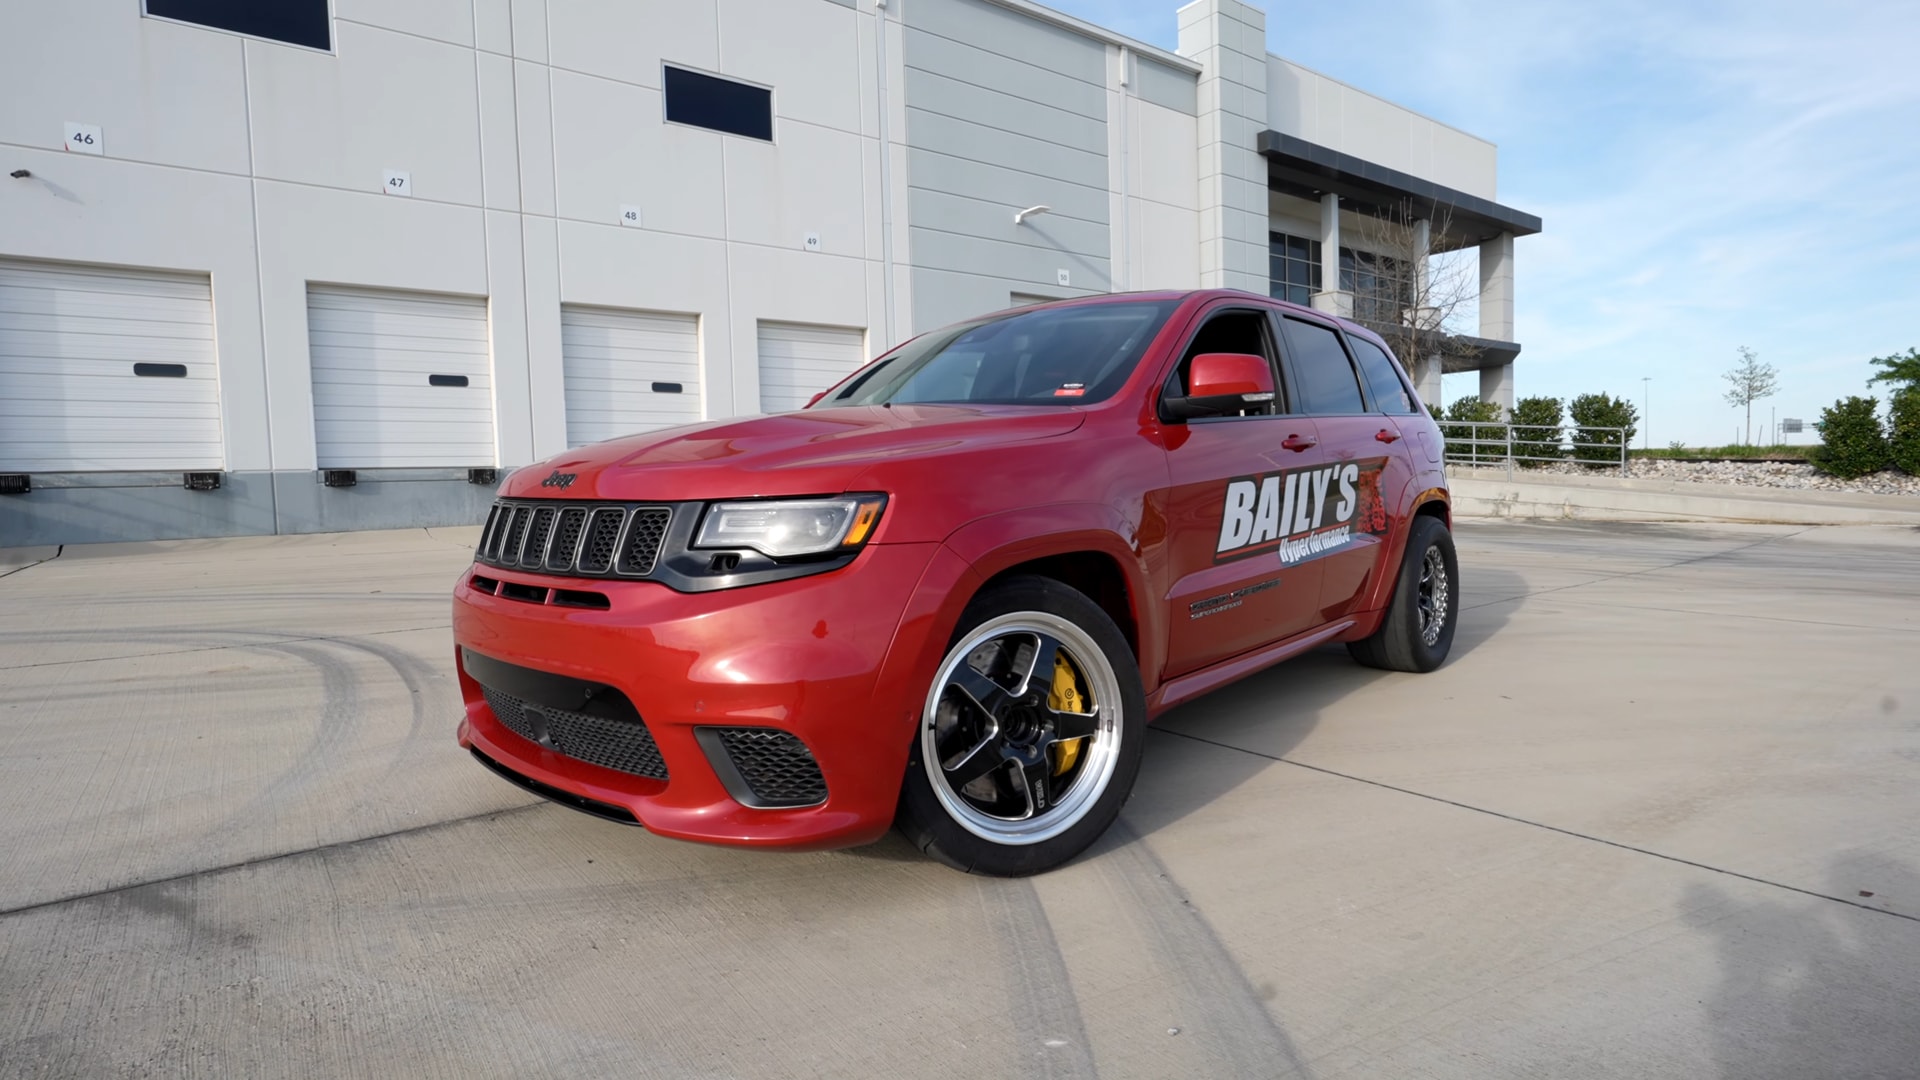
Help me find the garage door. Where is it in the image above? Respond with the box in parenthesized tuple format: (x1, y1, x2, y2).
(307, 285, 494, 468)
(0, 258, 222, 471)
(757, 322, 866, 413)
(560, 305, 701, 446)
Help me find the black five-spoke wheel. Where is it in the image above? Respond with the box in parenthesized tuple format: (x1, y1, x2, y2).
(898, 576, 1145, 875)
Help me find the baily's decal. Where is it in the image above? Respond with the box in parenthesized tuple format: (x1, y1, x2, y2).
(1215, 457, 1391, 565)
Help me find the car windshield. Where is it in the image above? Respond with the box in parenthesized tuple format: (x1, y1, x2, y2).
(814, 300, 1180, 408)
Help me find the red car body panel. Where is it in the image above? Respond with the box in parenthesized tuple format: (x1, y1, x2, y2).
(453, 289, 1449, 850)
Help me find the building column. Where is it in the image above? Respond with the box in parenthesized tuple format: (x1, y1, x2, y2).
(1414, 353, 1443, 412)
(1310, 192, 1352, 317)
(1178, 0, 1269, 294)
(1478, 231, 1515, 415)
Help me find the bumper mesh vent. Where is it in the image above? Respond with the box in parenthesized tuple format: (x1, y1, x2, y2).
(475, 499, 672, 580)
(481, 685, 668, 781)
(709, 728, 826, 807)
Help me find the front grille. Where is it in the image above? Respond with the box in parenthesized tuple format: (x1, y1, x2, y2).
(476, 499, 672, 579)
(481, 685, 668, 781)
(709, 728, 827, 807)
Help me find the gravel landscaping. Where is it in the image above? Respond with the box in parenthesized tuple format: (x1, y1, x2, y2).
(1513, 459, 1920, 497)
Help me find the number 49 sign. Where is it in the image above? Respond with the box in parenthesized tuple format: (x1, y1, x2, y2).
(64, 122, 102, 155)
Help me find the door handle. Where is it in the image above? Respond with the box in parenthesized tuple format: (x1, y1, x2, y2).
(1375, 428, 1401, 444)
(1281, 434, 1317, 452)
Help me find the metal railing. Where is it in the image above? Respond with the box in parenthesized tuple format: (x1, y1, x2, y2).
(1439, 420, 1631, 477)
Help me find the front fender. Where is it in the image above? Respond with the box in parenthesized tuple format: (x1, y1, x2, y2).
(937, 503, 1167, 695)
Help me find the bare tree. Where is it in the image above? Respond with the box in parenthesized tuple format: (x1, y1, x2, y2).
(1342, 198, 1485, 407)
(1722, 345, 1779, 446)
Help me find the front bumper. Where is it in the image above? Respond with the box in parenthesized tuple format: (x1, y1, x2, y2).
(453, 541, 958, 850)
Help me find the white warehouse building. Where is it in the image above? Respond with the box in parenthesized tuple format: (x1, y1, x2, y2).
(0, 0, 1539, 546)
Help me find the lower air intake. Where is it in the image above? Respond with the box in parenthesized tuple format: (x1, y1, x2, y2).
(701, 728, 827, 808)
(481, 685, 668, 781)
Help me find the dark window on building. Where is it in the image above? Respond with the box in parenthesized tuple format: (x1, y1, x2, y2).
(1340, 248, 1413, 327)
(1349, 337, 1418, 415)
(1268, 232, 1321, 307)
(146, 0, 330, 50)
(1280, 317, 1366, 415)
(664, 67, 773, 141)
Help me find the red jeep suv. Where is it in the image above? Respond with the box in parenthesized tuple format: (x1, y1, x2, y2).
(452, 290, 1455, 875)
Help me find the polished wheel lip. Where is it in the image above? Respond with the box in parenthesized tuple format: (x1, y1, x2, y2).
(1417, 545, 1450, 647)
(920, 611, 1123, 846)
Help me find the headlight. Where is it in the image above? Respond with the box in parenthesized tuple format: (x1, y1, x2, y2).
(694, 495, 887, 558)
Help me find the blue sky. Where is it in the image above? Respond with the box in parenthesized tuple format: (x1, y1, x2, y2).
(1047, 0, 1920, 446)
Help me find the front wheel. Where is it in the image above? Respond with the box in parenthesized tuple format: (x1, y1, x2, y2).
(896, 575, 1146, 876)
(1347, 513, 1458, 673)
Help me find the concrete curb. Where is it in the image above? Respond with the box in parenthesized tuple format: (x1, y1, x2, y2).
(1449, 469, 1920, 526)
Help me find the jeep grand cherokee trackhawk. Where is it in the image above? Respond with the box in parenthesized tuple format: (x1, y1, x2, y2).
(453, 290, 1455, 876)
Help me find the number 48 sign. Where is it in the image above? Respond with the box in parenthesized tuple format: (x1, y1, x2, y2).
(64, 122, 102, 155)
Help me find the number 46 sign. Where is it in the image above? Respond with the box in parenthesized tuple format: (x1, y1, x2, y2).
(64, 122, 102, 155)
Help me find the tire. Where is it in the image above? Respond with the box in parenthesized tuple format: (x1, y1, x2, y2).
(1346, 513, 1458, 673)
(896, 575, 1146, 876)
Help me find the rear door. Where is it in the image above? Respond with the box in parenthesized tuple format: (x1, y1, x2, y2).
(1274, 313, 1417, 621)
(1160, 305, 1328, 679)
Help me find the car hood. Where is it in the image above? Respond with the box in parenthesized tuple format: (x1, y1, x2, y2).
(501, 404, 1088, 502)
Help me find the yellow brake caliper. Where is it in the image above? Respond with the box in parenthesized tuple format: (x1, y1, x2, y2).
(1048, 654, 1087, 776)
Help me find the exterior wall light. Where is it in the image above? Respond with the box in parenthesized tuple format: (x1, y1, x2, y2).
(1013, 205, 1052, 225)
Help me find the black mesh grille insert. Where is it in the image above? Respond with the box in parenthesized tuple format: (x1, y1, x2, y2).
(546, 508, 588, 572)
(713, 728, 826, 807)
(617, 509, 672, 576)
(498, 506, 530, 563)
(480, 685, 668, 781)
(521, 507, 557, 569)
(579, 509, 624, 574)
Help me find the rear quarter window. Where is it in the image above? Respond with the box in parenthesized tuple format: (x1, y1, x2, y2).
(1349, 337, 1419, 415)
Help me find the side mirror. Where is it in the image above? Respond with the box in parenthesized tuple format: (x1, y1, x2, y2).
(1164, 353, 1276, 420)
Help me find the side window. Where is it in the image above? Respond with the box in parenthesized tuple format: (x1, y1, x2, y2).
(1349, 337, 1418, 415)
(1165, 310, 1286, 416)
(1279, 317, 1366, 415)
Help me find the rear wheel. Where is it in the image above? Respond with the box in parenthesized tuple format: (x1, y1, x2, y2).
(1347, 513, 1458, 673)
(897, 576, 1145, 876)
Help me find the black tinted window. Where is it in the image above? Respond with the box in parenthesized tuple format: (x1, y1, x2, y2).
(820, 301, 1178, 407)
(664, 67, 773, 141)
(1349, 337, 1418, 414)
(147, 0, 329, 49)
(1281, 318, 1366, 414)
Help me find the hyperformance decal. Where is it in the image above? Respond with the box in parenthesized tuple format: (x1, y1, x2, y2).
(1215, 457, 1391, 565)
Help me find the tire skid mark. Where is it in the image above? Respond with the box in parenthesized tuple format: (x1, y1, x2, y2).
(972, 877, 1102, 1079)
(1097, 822, 1316, 1079)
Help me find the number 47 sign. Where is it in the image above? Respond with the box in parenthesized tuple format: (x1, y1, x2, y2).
(382, 169, 412, 197)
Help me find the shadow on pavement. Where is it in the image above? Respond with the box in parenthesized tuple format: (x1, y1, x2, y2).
(1685, 852, 1920, 1080)
(1122, 565, 1528, 843)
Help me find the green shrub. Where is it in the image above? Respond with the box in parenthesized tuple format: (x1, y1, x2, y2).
(1442, 397, 1505, 464)
(1885, 388, 1920, 476)
(1568, 393, 1638, 466)
(1510, 395, 1565, 465)
(1812, 396, 1888, 479)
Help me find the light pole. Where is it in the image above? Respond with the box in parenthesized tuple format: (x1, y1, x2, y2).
(1642, 377, 1651, 450)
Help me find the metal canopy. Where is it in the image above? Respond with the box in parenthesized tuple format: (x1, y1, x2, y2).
(1258, 131, 1543, 249)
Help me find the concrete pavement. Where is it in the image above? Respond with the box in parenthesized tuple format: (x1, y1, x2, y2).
(2, 522, 1917, 1078)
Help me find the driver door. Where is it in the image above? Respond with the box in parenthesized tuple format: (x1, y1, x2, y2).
(1160, 306, 1329, 679)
